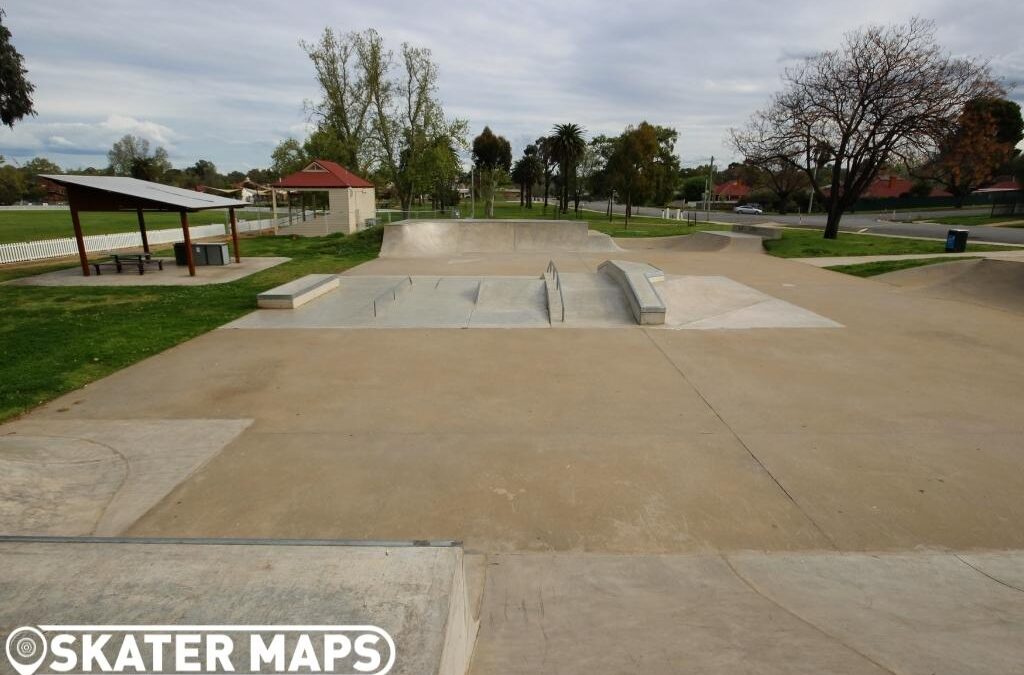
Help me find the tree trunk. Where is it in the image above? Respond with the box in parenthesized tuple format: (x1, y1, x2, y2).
(823, 204, 842, 239)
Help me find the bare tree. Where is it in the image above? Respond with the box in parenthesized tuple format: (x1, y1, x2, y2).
(731, 18, 1001, 238)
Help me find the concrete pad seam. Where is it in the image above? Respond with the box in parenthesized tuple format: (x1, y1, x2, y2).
(640, 329, 839, 550)
(953, 554, 1024, 594)
(721, 554, 900, 675)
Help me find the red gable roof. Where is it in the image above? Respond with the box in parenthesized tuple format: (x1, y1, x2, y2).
(273, 160, 374, 189)
(713, 180, 750, 199)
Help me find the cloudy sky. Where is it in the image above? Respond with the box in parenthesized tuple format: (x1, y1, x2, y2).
(1, 0, 1022, 173)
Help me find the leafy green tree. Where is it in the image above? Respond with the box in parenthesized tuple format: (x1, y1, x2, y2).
(300, 28, 375, 173)
(535, 136, 557, 212)
(271, 138, 307, 178)
(20, 157, 61, 201)
(510, 158, 529, 207)
(681, 175, 705, 202)
(0, 10, 35, 127)
(472, 126, 511, 218)
(0, 161, 25, 204)
(912, 97, 1023, 205)
(107, 135, 170, 180)
(549, 123, 586, 213)
(647, 125, 681, 205)
(606, 122, 660, 227)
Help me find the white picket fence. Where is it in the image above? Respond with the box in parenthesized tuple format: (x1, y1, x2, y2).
(0, 218, 280, 265)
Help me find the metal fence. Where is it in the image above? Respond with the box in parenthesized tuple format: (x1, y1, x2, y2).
(0, 218, 279, 265)
(991, 199, 1021, 217)
(376, 208, 458, 224)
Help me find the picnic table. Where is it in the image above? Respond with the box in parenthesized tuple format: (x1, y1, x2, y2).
(91, 253, 165, 275)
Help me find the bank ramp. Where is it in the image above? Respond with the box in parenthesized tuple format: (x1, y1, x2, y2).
(875, 258, 1024, 314)
(614, 230, 766, 253)
(380, 220, 621, 257)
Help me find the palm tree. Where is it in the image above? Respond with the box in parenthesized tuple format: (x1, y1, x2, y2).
(549, 123, 587, 214)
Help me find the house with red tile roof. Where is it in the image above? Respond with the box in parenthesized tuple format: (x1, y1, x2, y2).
(973, 177, 1022, 194)
(272, 160, 376, 235)
(712, 180, 751, 201)
(824, 174, 951, 199)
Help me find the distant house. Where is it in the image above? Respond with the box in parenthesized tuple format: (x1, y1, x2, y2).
(973, 177, 1022, 194)
(272, 160, 376, 236)
(712, 180, 750, 202)
(824, 174, 950, 199)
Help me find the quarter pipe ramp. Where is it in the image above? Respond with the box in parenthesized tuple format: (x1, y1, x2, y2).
(380, 220, 621, 258)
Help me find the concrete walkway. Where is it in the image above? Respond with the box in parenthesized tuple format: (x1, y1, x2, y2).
(796, 249, 1024, 267)
(472, 550, 1024, 675)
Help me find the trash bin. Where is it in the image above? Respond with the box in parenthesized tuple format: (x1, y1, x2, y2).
(945, 229, 968, 253)
(173, 242, 189, 266)
(199, 242, 229, 265)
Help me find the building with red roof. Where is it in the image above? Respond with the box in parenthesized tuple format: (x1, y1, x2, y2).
(712, 180, 750, 202)
(973, 177, 1022, 194)
(272, 160, 376, 235)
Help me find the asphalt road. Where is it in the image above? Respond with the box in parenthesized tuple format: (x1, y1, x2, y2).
(578, 201, 1024, 245)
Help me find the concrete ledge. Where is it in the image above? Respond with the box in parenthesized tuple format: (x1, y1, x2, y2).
(731, 222, 783, 239)
(257, 273, 339, 309)
(598, 260, 666, 325)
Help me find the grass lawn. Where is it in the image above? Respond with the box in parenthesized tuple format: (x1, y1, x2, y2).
(462, 201, 728, 237)
(826, 256, 980, 277)
(0, 208, 275, 244)
(0, 228, 381, 423)
(923, 214, 1024, 227)
(763, 228, 1017, 258)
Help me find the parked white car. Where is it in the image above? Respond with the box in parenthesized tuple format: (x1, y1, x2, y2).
(733, 204, 764, 215)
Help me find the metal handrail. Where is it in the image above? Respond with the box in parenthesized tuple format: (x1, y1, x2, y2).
(545, 260, 565, 322)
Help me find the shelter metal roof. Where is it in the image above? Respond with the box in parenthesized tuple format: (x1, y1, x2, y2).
(41, 175, 248, 211)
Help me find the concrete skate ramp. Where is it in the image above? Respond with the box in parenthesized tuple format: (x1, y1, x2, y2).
(876, 258, 1024, 314)
(0, 538, 479, 675)
(380, 219, 621, 257)
(614, 230, 765, 253)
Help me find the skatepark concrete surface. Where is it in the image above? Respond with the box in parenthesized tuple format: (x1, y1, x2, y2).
(6, 256, 289, 286)
(3, 224, 1024, 673)
(0, 538, 478, 675)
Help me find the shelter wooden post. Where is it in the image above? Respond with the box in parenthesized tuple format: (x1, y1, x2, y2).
(136, 208, 150, 254)
(69, 205, 90, 276)
(179, 211, 196, 276)
(271, 188, 278, 235)
(229, 207, 241, 263)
